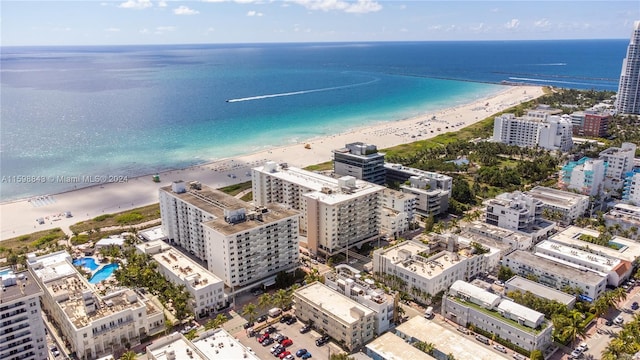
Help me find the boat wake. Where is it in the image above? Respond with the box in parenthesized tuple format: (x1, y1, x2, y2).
(226, 78, 379, 103)
(508, 77, 604, 87)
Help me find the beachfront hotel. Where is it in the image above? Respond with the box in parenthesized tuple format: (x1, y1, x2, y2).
(136, 240, 226, 320)
(492, 111, 573, 152)
(26, 251, 165, 360)
(160, 181, 300, 293)
(442, 280, 553, 352)
(292, 282, 375, 351)
(252, 162, 383, 257)
(333, 142, 386, 185)
(617, 20, 640, 115)
(384, 163, 452, 216)
(0, 268, 48, 360)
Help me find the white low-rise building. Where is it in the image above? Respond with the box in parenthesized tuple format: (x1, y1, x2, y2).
(484, 191, 555, 243)
(501, 250, 607, 301)
(559, 157, 607, 196)
(505, 276, 576, 309)
(146, 328, 260, 360)
(604, 203, 640, 239)
(293, 282, 375, 351)
(526, 186, 590, 225)
(379, 188, 417, 238)
(27, 252, 165, 360)
(384, 163, 452, 216)
(462, 221, 533, 251)
(324, 265, 396, 334)
(442, 280, 553, 352)
(366, 332, 436, 360)
(599, 142, 637, 190)
(136, 240, 226, 320)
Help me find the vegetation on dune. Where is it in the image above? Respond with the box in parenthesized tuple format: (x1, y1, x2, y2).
(218, 181, 252, 196)
(69, 204, 160, 234)
(0, 228, 67, 266)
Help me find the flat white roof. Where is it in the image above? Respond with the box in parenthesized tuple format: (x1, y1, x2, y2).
(192, 328, 260, 360)
(95, 236, 125, 247)
(377, 241, 472, 279)
(366, 332, 436, 360)
(497, 299, 544, 325)
(505, 276, 575, 306)
(149, 333, 204, 360)
(450, 280, 500, 307)
(528, 186, 589, 209)
(27, 251, 76, 283)
(295, 282, 373, 324)
(395, 317, 500, 360)
(550, 226, 640, 263)
(140, 226, 167, 241)
(536, 240, 618, 274)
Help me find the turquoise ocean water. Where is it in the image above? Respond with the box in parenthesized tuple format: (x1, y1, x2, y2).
(0, 41, 627, 201)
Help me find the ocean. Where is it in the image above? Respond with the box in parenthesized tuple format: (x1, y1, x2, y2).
(0, 40, 628, 201)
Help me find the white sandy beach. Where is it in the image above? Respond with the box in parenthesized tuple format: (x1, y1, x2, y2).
(0, 85, 545, 240)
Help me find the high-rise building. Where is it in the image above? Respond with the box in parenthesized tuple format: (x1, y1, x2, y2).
(0, 268, 48, 360)
(333, 142, 386, 185)
(617, 21, 640, 115)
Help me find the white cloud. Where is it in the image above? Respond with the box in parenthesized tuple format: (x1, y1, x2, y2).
(490, 8, 499, 13)
(428, 25, 443, 31)
(399, 27, 408, 32)
(290, 0, 382, 14)
(534, 18, 551, 29)
(504, 18, 520, 29)
(105, 27, 121, 32)
(155, 26, 176, 34)
(174, 5, 200, 15)
(470, 23, 487, 32)
(158, 1, 168, 7)
(247, 10, 264, 16)
(118, 0, 152, 9)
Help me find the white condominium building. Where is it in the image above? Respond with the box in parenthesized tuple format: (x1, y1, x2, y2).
(493, 113, 573, 152)
(324, 265, 396, 334)
(462, 221, 533, 251)
(160, 180, 300, 291)
(617, 21, 640, 115)
(136, 240, 226, 320)
(27, 252, 165, 360)
(373, 240, 485, 300)
(599, 142, 637, 190)
(384, 163, 452, 216)
(501, 250, 607, 301)
(293, 282, 375, 351)
(559, 157, 607, 196)
(526, 186, 590, 225)
(0, 268, 48, 360)
(442, 280, 553, 352)
(604, 203, 640, 239)
(252, 162, 382, 256)
(379, 188, 417, 238)
(505, 276, 576, 309)
(623, 169, 640, 204)
(484, 191, 555, 242)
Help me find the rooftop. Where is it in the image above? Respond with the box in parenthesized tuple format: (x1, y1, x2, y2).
(497, 299, 545, 326)
(366, 332, 436, 360)
(0, 268, 43, 304)
(450, 280, 500, 308)
(505, 276, 576, 306)
(527, 186, 589, 209)
(139, 226, 167, 241)
(395, 317, 500, 360)
(192, 328, 260, 360)
(463, 221, 531, 246)
(504, 250, 605, 286)
(137, 240, 223, 289)
(536, 240, 618, 274)
(147, 333, 204, 360)
(377, 241, 471, 279)
(161, 182, 299, 236)
(549, 226, 640, 263)
(384, 163, 452, 181)
(605, 203, 640, 224)
(294, 282, 374, 324)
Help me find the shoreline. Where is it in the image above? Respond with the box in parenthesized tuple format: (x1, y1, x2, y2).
(0, 84, 545, 241)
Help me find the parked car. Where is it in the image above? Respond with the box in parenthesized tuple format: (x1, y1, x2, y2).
(281, 339, 293, 347)
(300, 324, 311, 333)
(632, 302, 639, 310)
(456, 326, 470, 335)
(266, 326, 277, 334)
(244, 321, 255, 329)
(270, 344, 283, 354)
(286, 317, 297, 325)
(278, 351, 291, 359)
(296, 348, 308, 357)
(614, 316, 624, 325)
(273, 347, 286, 356)
(577, 342, 588, 352)
(315, 335, 330, 346)
(257, 315, 268, 323)
(475, 335, 490, 345)
(262, 337, 275, 346)
(258, 333, 270, 343)
(493, 344, 507, 353)
(605, 319, 613, 326)
(284, 355, 295, 360)
(570, 349, 583, 359)
(280, 315, 293, 323)
(512, 354, 526, 360)
(277, 335, 289, 344)
(301, 353, 312, 359)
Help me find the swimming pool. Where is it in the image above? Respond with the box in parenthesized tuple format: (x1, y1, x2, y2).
(89, 263, 119, 284)
(72, 257, 99, 271)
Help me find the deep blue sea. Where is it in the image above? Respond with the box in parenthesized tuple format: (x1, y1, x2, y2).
(0, 40, 628, 201)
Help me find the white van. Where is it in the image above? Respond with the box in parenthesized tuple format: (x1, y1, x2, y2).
(424, 306, 434, 319)
(269, 307, 282, 318)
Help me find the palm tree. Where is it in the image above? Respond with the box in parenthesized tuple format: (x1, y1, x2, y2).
(213, 313, 228, 328)
(242, 303, 258, 323)
(258, 293, 273, 310)
(272, 289, 292, 310)
(554, 310, 586, 347)
(119, 351, 136, 360)
(612, 287, 628, 305)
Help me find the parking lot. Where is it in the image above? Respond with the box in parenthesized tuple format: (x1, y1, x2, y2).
(238, 316, 341, 360)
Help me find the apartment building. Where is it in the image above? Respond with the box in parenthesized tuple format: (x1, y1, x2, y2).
(136, 240, 226, 320)
(252, 162, 382, 256)
(617, 21, 640, 115)
(599, 142, 637, 190)
(333, 142, 386, 185)
(623, 169, 640, 204)
(559, 157, 607, 196)
(505, 276, 576, 309)
(526, 186, 590, 225)
(501, 250, 607, 301)
(604, 203, 640, 239)
(492, 113, 573, 152)
(366, 332, 436, 360)
(293, 282, 375, 351)
(483, 191, 555, 242)
(160, 180, 300, 292)
(373, 240, 486, 300)
(0, 268, 48, 360)
(442, 280, 553, 352)
(570, 110, 611, 137)
(146, 328, 260, 360)
(462, 221, 534, 252)
(324, 265, 396, 334)
(27, 252, 165, 360)
(379, 188, 417, 238)
(384, 163, 452, 216)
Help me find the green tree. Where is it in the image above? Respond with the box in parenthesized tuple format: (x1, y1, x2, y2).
(119, 351, 137, 360)
(529, 350, 544, 360)
(258, 293, 273, 310)
(272, 289, 292, 310)
(242, 303, 258, 323)
(329, 354, 354, 360)
(497, 266, 514, 281)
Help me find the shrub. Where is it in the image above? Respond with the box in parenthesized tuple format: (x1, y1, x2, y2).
(115, 212, 144, 224)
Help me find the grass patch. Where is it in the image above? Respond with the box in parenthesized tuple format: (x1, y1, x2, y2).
(240, 192, 253, 202)
(304, 161, 333, 172)
(0, 228, 67, 264)
(70, 234, 90, 246)
(69, 203, 160, 234)
(218, 181, 252, 196)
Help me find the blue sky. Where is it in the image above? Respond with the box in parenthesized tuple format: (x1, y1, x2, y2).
(2, 1, 639, 46)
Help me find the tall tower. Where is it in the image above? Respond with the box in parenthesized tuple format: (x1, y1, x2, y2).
(617, 21, 640, 115)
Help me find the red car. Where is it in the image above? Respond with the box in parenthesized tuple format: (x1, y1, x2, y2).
(258, 333, 270, 343)
(281, 338, 293, 347)
(278, 351, 291, 359)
